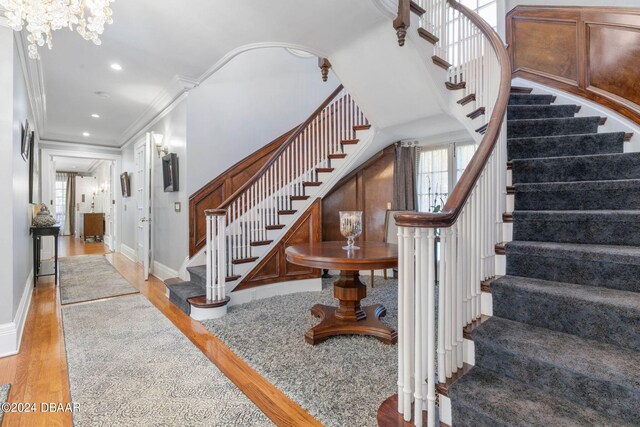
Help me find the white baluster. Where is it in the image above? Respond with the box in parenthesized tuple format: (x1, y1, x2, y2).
(437, 228, 446, 383)
(414, 228, 424, 427)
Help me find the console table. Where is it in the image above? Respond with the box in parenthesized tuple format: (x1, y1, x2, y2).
(31, 225, 60, 286)
(285, 241, 398, 345)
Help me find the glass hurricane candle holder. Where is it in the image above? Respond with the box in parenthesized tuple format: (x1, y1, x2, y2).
(339, 211, 363, 250)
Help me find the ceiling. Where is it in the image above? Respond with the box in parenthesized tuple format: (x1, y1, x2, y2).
(35, 0, 388, 148)
(53, 156, 106, 173)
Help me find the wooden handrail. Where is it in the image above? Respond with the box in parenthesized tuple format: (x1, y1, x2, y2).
(216, 84, 344, 210)
(394, 0, 511, 228)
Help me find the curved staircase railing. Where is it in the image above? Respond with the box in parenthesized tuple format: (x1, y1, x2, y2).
(389, 1, 511, 426)
(202, 85, 369, 305)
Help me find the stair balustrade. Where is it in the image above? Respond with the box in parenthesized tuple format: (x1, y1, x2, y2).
(391, 1, 511, 426)
(202, 85, 368, 304)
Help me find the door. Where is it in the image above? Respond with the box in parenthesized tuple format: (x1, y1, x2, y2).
(106, 161, 116, 251)
(134, 136, 153, 280)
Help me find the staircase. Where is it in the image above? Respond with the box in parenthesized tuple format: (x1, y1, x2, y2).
(167, 86, 373, 318)
(447, 91, 640, 426)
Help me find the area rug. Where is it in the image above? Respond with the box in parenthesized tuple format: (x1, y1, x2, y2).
(62, 294, 272, 426)
(59, 255, 138, 304)
(0, 384, 10, 426)
(203, 276, 399, 427)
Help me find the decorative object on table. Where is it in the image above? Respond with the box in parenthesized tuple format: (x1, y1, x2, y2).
(32, 204, 57, 227)
(339, 210, 362, 250)
(162, 153, 179, 192)
(120, 172, 131, 197)
(2, 0, 115, 59)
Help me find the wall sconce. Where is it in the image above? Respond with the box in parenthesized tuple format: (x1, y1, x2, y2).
(152, 132, 168, 157)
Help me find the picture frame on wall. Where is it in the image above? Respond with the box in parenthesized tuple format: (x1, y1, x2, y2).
(162, 153, 179, 192)
(28, 130, 40, 204)
(120, 172, 131, 197)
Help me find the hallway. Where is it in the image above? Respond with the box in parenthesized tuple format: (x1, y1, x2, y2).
(0, 237, 318, 426)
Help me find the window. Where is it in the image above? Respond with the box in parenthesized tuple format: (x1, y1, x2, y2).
(55, 174, 67, 231)
(460, 0, 498, 29)
(416, 142, 478, 212)
(456, 143, 478, 182)
(417, 147, 449, 213)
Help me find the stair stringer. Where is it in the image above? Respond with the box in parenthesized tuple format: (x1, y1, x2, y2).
(224, 126, 378, 294)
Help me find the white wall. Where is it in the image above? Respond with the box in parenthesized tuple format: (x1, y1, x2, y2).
(120, 143, 137, 253)
(149, 101, 188, 273)
(0, 26, 36, 356)
(186, 47, 338, 194)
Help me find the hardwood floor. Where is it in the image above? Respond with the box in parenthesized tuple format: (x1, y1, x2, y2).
(0, 238, 321, 427)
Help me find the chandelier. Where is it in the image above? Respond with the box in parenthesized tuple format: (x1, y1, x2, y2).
(1, 0, 115, 59)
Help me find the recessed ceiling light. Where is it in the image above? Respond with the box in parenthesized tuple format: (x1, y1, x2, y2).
(82, 132, 90, 137)
(110, 63, 122, 71)
(91, 113, 100, 118)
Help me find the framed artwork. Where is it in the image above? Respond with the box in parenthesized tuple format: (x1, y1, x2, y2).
(162, 153, 179, 192)
(120, 172, 131, 197)
(28, 130, 40, 203)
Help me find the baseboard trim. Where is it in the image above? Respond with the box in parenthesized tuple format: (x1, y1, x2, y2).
(151, 260, 179, 282)
(230, 278, 322, 307)
(120, 243, 137, 263)
(0, 270, 34, 358)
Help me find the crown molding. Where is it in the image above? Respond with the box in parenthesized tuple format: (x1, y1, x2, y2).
(117, 75, 197, 149)
(14, 31, 47, 139)
(40, 139, 122, 153)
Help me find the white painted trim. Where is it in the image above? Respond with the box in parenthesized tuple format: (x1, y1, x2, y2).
(120, 243, 138, 263)
(151, 260, 178, 282)
(439, 396, 452, 425)
(40, 139, 121, 152)
(0, 270, 33, 358)
(190, 304, 228, 321)
(118, 77, 196, 149)
(178, 256, 189, 281)
(14, 31, 47, 136)
(229, 278, 322, 307)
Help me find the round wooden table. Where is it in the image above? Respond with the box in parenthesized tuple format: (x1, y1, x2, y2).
(285, 241, 398, 345)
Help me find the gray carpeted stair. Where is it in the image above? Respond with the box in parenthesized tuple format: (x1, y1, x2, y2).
(507, 104, 577, 120)
(512, 152, 640, 184)
(491, 275, 640, 351)
(512, 210, 640, 246)
(505, 241, 640, 292)
(507, 132, 625, 160)
(508, 93, 554, 105)
(449, 367, 636, 427)
(472, 317, 640, 424)
(450, 90, 640, 426)
(507, 117, 601, 139)
(166, 265, 208, 315)
(514, 179, 640, 210)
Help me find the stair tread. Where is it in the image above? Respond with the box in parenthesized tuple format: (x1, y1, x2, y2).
(507, 131, 625, 144)
(508, 94, 555, 105)
(506, 240, 640, 265)
(514, 178, 640, 191)
(507, 104, 577, 120)
(474, 316, 640, 389)
(450, 367, 636, 427)
(492, 275, 640, 315)
(507, 132, 625, 161)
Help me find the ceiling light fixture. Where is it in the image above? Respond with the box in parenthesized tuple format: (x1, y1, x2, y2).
(110, 63, 122, 71)
(1, 0, 115, 59)
(91, 114, 100, 118)
(82, 132, 90, 137)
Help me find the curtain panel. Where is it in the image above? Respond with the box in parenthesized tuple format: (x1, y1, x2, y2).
(392, 142, 417, 211)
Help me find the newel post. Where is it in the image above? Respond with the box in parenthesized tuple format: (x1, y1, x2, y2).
(393, 0, 411, 46)
(204, 209, 230, 307)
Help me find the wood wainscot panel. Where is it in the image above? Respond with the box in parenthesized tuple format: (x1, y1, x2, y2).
(511, 17, 578, 84)
(188, 127, 296, 256)
(587, 23, 640, 107)
(507, 6, 640, 125)
(322, 144, 395, 243)
(234, 199, 322, 290)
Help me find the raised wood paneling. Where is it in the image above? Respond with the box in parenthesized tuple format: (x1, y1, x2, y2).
(322, 145, 395, 243)
(588, 24, 640, 107)
(235, 199, 322, 290)
(507, 6, 640, 125)
(188, 127, 296, 256)
(512, 18, 578, 84)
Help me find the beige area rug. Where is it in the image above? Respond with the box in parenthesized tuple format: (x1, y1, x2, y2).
(59, 255, 138, 304)
(62, 294, 273, 426)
